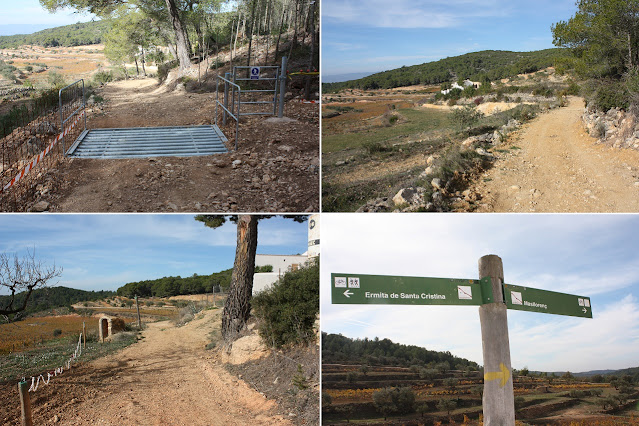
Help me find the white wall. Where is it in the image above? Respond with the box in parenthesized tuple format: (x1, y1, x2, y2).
(255, 254, 307, 275)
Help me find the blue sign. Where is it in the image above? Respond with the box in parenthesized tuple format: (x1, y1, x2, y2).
(250, 67, 260, 80)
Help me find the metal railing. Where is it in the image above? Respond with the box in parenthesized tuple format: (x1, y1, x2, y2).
(215, 75, 241, 150)
(59, 79, 86, 156)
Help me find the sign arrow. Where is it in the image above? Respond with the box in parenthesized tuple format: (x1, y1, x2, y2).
(484, 362, 510, 388)
(343, 290, 354, 298)
(582, 307, 587, 314)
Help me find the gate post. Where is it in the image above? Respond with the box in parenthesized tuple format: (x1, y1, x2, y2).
(18, 380, 33, 426)
(278, 56, 288, 118)
(478, 254, 515, 425)
(223, 72, 231, 125)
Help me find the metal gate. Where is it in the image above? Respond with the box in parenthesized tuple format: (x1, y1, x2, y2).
(231, 64, 281, 116)
(59, 79, 87, 153)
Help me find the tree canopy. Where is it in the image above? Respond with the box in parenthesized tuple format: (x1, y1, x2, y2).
(552, 0, 639, 78)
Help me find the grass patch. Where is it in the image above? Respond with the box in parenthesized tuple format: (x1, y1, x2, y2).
(322, 107, 450, 154)
(0, 331, 138, 383)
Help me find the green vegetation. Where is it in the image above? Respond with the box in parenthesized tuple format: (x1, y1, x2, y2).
(552, 0, 639, 112)
(0, 286, 114, 321)
(0, 60, 18, 81)
(373, 387, 416, 420)
(254, 264, 273, 273)
(0, 20, 111, 48)
(323, 49, 569, 92)
(0, 329, 137, 382)
(322, 333, 480, 369)
(116, 269, 232, 298)
(322, 107, 450, 154)
(252, 260, 319, 348)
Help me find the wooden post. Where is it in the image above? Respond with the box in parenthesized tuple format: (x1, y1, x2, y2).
(135, 295, 142, 329)
(479, 254, 515, 425)
(82, 322, 86, 349)
(18, 381, 33, 426)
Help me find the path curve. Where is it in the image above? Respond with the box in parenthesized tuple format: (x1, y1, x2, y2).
(47, 310, 289, 425)
(471, 97, 639, 212)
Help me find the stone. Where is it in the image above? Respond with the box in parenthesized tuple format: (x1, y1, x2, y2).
(476, 147, 493, 157)
(167, 202, 178, 210)
(431, 178, 443, 190)
(426, 155, 436, 166)
(32, 201, 49, 212)
(392, 187, 422, 206)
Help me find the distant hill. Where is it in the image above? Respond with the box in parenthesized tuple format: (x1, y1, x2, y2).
(323, 71, 377, 83)
(116, 268, 234, 298)
(0, 20, 110, 49)
(322, 49, 570, 93)
(322, 332, 480, 370)
(0, 286, 115, 319)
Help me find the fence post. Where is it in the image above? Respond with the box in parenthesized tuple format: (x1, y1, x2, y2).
(223, 72, 231, 125)
(135, 295, 142, 329)
(18, 380, 33, 426)
(478, 254, 515, 425)
(278, 56, 288, 118)
(82, 322, 86, 349)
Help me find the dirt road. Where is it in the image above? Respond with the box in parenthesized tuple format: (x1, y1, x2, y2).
(471, 97, 639, 212)
(3, 310, 291, 425)
(44, 77, 319, 213)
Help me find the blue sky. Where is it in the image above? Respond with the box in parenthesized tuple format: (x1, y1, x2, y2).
(321, 214, 639, 373)
(0, 214, 309, 293)
(322, 0, 578, 78)
(0, 0, 96, 36)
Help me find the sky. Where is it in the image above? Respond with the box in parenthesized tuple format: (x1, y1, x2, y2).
(0, 0, 96, 36)
(0, 214, 310, 293)
(321, 214, 639, 373)
(321, 0, 579, 79)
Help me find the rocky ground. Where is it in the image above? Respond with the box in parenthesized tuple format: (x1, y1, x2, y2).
(22, 75, 319, 213)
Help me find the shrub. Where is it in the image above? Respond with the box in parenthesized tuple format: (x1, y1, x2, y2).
(474, 97, 484, 106)
(254, 264, 273, 273)
(47, 71, 67, 89)
(450, 104, 484, 132)
(93, 70, 114, 84)
(373, 387, 416, 419)
(252, 260, 319, 347)
(363, 140, 392, 154)
(592, 82, 629, 112)
(53, 329, 62, 337)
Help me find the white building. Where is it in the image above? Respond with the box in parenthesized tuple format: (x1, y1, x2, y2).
(252, 214, 319, 294)
(441, 79, 480, 95)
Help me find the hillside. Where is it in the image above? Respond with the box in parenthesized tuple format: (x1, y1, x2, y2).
(323, 49, 570, 92)
(0, 20, 110, 48)
(322, 333, 480, 370)
(116, 268, 233, 298)
(0, 286, 114, 319)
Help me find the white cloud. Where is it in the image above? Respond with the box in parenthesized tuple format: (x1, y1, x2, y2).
(323, 0, 511, 29)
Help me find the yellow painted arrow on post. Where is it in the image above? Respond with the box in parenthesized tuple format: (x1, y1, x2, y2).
(484, 362, 510, 387)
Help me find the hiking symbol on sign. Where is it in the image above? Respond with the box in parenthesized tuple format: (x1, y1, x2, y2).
(250, 67, 260, 80)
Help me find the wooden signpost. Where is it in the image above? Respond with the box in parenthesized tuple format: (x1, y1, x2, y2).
(331, 254, 592, 424)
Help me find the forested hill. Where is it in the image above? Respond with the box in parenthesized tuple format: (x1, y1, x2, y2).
(0, 20, 111, 49)
(0, 286, 114, 318)
(116, 268, 233, 298)
(323, 48, 570, 92)
(322, 333, 480, 370)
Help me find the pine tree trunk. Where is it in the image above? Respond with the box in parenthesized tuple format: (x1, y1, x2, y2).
(165, 0, 192, 73)
(246, 0, 258, 68)
(221, 215, 258, 342)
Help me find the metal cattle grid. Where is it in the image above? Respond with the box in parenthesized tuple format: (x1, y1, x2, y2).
(66, 125, 228, 159)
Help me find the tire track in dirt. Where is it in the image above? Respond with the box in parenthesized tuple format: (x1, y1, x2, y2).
(471, 97, 639, 212)
(16, 310, 290, 426)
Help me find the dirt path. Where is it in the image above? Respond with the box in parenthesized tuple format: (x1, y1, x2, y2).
(470, 97, 639, 212)
(43, 77, 319, 212)
(3, 310, 291, 425)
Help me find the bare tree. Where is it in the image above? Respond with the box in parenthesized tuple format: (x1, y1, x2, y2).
(0, 250, 62, 320)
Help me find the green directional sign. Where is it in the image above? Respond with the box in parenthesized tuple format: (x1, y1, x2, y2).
(503, 283, 592, 318)
(331, 273, 493, 306)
